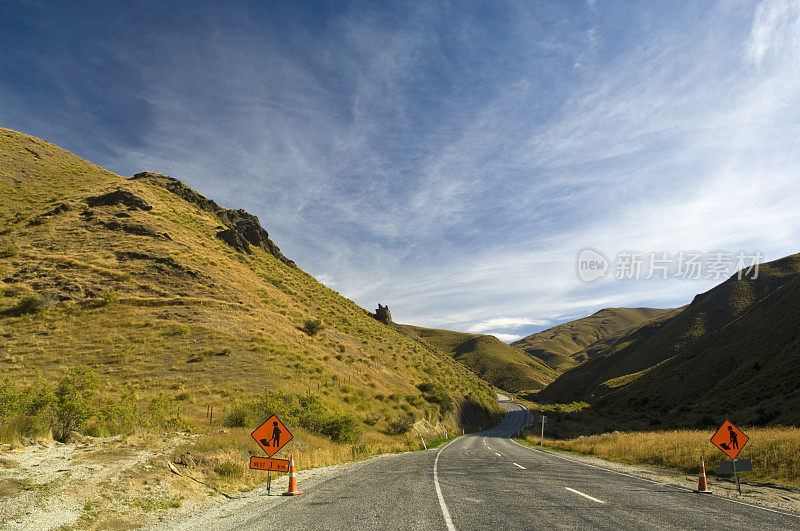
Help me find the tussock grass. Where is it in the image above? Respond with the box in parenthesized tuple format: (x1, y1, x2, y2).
(530, 427, 800, 486)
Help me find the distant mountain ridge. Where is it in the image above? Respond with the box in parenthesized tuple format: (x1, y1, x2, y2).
(537, 252, 800, 428)
(398, 324, 559, 393)
(513, 307, 674, 371)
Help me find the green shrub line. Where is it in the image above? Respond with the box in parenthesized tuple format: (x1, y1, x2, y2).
(301, 318, 324, 336)
(222, 391, 362, 444)
(0, 368, 192, 443)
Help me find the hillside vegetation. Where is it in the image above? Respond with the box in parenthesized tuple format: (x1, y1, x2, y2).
(399, 324, 559, 393)
(536, 252, 800, 429)
(513, 307, 674, 372)
(0, 128, 502, 453)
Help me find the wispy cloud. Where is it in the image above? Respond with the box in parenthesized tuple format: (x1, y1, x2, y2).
(488, 333, 524, 343)
(467, 318, 550, 335)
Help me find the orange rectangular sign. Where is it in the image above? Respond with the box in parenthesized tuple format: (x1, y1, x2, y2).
(251, 415, 293, 457)
(249, 456, 290, 472)
(710, 420, 749, 459)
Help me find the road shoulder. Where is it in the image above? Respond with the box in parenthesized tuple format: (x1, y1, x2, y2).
(510, 438, 800, 516)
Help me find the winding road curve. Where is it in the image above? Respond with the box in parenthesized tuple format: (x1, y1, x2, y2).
(173, 401, 800, 529)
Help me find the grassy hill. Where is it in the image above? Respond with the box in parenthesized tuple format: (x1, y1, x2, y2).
(398, 324, 559, 393)
(536, 252, 800, 429)
(512, 307, 674, 371)
(0, 128, 502, 451)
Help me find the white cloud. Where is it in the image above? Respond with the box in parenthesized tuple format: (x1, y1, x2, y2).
(467, 318, 551, 334)
(488, 333, 524, 343)
(746, 1, 800, 66)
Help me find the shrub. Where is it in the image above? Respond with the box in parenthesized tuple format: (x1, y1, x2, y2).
(0, 378, 55, 441)
(322, 414, 362, 443)
(147, 393, 192, 431)
(187, 352, 206, 363)
(103, 289, 119, 305)
(222, 402, 251, 428)
(53, 367, 99, 441)
(98, 386, 139, 435)
(386, 415, 415, 435)
(301, 319, 324, 336)
(416, 383, 455, 413)
(10, 292, 56, 316)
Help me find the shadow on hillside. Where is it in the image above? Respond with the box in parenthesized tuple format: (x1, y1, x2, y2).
(459, 397, 501, 432)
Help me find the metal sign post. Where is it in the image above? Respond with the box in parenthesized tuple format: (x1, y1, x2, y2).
(540, 415, 547, 446)
(710, 420, 749, 495)
(249, 416, 293, 495)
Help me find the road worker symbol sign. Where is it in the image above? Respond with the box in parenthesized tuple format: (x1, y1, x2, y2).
(252, 415, 293, 457)
(710, 420, 749, 459)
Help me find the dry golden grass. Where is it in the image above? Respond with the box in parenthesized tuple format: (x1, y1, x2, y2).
(0, 127, 502, 460)
(529, 427, 800, 486)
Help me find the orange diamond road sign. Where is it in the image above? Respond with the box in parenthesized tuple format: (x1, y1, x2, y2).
(711, 420, 749, 459)
(249, 456, 290, 472)
(251, 415, 293, 457)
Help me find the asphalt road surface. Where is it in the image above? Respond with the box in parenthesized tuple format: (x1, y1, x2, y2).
(186, 402, 800, 529)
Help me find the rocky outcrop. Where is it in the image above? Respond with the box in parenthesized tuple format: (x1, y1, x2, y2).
(131, 172, 294, 267)
(85, 189, 152, 211)
(43, 203, 72, 217)
(375, 303, 392, 324)
(131, 172, 219, 213)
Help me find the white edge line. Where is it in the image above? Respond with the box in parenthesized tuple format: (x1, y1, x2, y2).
(513, 462, 526, 469)
(507, 407, 800, 520)
(565, 487, 605, 504)
(434, 436, 460, 531)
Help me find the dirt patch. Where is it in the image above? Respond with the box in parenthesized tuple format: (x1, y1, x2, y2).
(0, 478, 33, 497)
(75, 448, 136, 465)
(0, 435, 193, 530)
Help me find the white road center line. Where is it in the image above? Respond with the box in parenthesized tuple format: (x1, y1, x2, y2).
(564, 487, 605, 504)
(434, 438, 459, 531)
(513, 462, 526, 469)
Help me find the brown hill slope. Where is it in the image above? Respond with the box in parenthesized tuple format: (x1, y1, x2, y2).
(0, 128, 501, 446)
(536, 252, 800, 428)
(513, 307, 674, 371)
(399, 325, 559, 393)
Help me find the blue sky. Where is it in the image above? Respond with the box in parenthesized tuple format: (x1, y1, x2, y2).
(2, 1, 800, 341)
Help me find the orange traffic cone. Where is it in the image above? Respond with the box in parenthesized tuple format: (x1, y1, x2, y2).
(693, 456, 712, 493)
(282, 454, 303, 496)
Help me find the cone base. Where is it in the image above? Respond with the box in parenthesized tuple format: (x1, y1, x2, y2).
(692, 489, 712, 494)
(282, 490, 303, 496)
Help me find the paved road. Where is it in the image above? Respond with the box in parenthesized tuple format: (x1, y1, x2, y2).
(184, 403, 800, 529)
